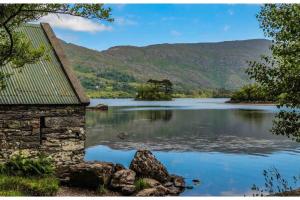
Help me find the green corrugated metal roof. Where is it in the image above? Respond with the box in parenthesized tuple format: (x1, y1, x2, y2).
(0, 24, 81, 105)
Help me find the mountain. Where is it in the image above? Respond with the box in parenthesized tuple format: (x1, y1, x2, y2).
(61, 39, 271, 98)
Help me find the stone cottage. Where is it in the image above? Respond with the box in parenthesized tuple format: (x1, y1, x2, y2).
(0, 23, 90, 167)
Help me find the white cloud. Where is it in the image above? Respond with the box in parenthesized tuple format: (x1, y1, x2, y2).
(38, 14, 112, 33)
(115, 17, 137, 26)
(56, 33, 79, 43)
(170, 30, 182, 37)
(228, 9, 235, 16)
(223, 25, 231, 32)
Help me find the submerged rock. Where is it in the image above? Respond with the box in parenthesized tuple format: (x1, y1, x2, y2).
(117, 132, 129, 140)
(192, 179, 200, 183)
(129, 149, 169, 183)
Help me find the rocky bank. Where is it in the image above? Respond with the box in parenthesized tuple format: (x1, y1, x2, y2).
(57, 150, 186, 196)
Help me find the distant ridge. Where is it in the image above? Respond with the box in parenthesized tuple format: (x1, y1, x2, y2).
(61, 39, 271, 97)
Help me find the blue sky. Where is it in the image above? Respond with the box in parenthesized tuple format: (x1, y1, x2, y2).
(40, 4, 266, 51)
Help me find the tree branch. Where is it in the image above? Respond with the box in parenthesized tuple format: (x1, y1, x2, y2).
(1, 4, 24, 66)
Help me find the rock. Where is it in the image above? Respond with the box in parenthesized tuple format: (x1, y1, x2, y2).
(192, 179, 200, 185)
(130, 150, 169, 183)
(96, 104, 108, 110)
(87, 104, 108, 111)
(111, 169, 136, 187)
(68, 162, 115, 189)
(136, 185, 170, 196)
(143, 178, 161, 187)
(163, 182, 173, 187)
(110, 169, 136, 195)
(167, 186, 184, 195)
(115, 163, 126, 172)
(120, 185, 136, 195)
(117, 132, 129, 140)
(170, 175, 185, 188)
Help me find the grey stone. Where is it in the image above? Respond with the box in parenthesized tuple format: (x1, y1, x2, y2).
(111, 169, 136, 187)
(171, 175, 185, 188)
(136, 185, 170, 196)
(67, 162, 115, 189)
(143, 178, 161, 187)
(129, 150, 169, 183)
(110, 169, 136, 195)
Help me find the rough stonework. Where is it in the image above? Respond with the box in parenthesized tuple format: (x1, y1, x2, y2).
(0, 105, 86, 167)
(129, 150, 170, 183)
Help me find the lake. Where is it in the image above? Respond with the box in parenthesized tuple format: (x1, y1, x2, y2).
(84, 98, 300, 196)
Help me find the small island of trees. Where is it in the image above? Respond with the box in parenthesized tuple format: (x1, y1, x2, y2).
(135, 79, 173, 101)
(228, 84, 277, 103)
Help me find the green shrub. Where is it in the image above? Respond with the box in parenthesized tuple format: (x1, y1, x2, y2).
(1, 154, 55, 177)
(134, 178, 151, 191)
(0, 175, 59, 196)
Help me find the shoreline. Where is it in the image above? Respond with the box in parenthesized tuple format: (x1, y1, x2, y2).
(225, 100, 277, 106)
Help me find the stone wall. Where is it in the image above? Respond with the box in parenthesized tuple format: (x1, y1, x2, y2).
(0, 105, 86, 167)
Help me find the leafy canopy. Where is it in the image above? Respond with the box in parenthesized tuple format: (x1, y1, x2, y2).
(0, 4, 113, 90)
(247, 4, 300, 141)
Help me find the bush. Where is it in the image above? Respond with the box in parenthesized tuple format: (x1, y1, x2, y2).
(1, 154, 55, 177)
(0, 175, 59, 196)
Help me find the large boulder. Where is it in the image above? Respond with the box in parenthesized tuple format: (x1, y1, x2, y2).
(68, 162, 115, 189)
(129, 150, 169, 183)
(110, 169, 136, 195)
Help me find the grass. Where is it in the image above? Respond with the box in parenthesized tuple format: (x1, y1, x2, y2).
(134, 178, 151, 191)
(97, 184, 108, 195)
(0, 175, 59, 196)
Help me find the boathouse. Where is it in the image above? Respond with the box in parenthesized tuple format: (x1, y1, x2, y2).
(0, 23, 90, 166)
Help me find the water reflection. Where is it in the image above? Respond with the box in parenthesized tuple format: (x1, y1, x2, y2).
(85, 99, 300, 196)
(86, 107, 299, 154)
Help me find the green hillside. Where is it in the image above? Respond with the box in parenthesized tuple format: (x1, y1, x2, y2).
(61, 39, 271, 98)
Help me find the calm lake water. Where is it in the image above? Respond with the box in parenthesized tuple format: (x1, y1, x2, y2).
(85, 98, 300, 196)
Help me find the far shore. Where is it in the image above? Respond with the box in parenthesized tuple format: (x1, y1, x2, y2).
(225, 100, 277, 106)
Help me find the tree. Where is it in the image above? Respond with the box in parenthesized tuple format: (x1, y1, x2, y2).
(247, 4, 300, 141)
(136, 79, 173, 101)
(0, 4, 113, 90)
